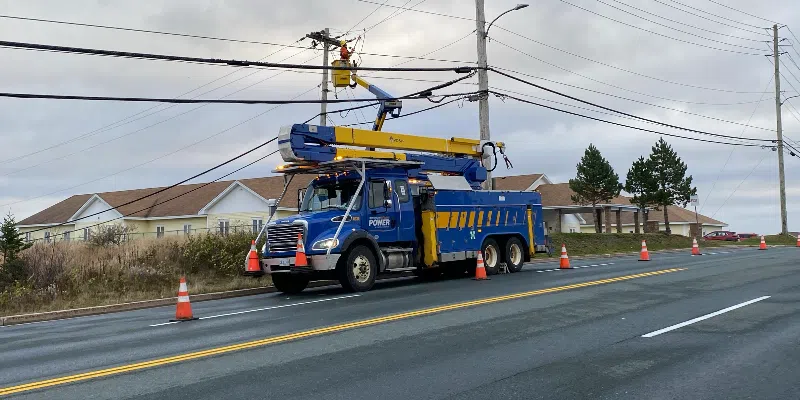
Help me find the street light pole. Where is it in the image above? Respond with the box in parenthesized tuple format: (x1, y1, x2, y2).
(475, 3, 528, 190)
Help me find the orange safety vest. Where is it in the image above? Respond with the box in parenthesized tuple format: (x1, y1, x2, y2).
(340, 45, 350, 60)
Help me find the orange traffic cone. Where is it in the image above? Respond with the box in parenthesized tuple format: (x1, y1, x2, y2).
(559, 244, 570, 269)
(473, 251, 489, 280)
(245, 240, 262, 275)
(796, 236, 800, 248)
(295, 233, 308, 267)
(759, 235, 767, 250)
(171, 276, 198, 322)
(691, 237, 701, 256)
(639, 240, 650, 261)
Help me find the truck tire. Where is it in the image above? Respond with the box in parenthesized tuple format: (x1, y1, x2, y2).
(482, 238, 501, 276)
(505, 237, 525, 273)
(338, 245, 378, 292)
(271, 273, 309, 295)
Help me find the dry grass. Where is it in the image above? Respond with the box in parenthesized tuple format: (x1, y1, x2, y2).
(0, 232, 269, 316)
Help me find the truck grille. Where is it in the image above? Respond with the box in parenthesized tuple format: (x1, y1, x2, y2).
(267, 223, 304, 253)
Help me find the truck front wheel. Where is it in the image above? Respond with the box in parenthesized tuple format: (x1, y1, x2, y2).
(338, 245, 377, 292)
(482, 238, 501, 275)
(271, 273, 309, 295)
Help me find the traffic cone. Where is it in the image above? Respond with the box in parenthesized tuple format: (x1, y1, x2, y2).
(171, 276, 198, 322)
(796, 236, 800, 248)
(691, 237, 701, 256)
(295, 233, 308, 267)
(559, 244, 570, 269)
(639, 240, 650, 261)
(245, 240, 262, 275)
(759, 235, 767, 250)
(473, 251, 489, 280)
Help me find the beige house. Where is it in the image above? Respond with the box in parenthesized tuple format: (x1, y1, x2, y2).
(19, 172, 727, 241)
(18, 175, 315, 242)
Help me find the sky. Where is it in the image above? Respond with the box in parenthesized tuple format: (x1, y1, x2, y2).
(0, 0, 798, 234)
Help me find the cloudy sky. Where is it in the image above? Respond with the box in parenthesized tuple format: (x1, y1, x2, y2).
(0, 0, 798, 233)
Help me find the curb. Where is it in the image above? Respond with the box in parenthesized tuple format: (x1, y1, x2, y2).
(526, 244, 757, 264)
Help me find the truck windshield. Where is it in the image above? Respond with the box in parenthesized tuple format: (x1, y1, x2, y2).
(300, 179, 363, 212)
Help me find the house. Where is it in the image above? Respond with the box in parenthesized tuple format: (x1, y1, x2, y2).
(17, 175, 316, 242)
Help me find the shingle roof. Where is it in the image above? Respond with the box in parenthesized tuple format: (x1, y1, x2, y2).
(492, 174, 543, 191)
(18, 174, 317, 226)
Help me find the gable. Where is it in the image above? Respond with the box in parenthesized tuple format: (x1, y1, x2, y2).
(204, 183, 273, 215)
(72, 195, 123, 223)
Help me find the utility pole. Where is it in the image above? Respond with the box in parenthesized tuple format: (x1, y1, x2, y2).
(773, 24, 788, 235)
(320, 28, 331, 126)
(475, 0, 492, 190)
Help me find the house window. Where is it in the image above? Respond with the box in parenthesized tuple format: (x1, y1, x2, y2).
(44, 231, 51, 243)
(83, 228, 91, 241)
(183, 224, 192, 235)
(218, 219, 230, 236)
(156, 226, 165, 238)
(25, 232, 31, 242)
(569, 228, 576, 233)
(252, 218, 263, 234)
(63, 231, 71, 241)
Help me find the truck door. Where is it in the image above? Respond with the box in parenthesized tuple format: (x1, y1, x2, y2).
(366, 179, 400, 243)
(392, 178, 416, 242)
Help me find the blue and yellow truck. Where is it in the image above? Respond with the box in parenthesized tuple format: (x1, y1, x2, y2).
(248, 123, 549, 294)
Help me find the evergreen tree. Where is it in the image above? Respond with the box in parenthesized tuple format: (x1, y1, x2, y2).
(569, 144, 622, 233)
(645, 138, 697, 234)
(0, 212, 31, 285)
(624, 156, 657, 232)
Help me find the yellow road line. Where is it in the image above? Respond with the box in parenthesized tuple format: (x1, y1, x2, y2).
(0, 267, 686, 396)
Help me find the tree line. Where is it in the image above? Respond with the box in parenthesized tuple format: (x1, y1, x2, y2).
(568, 138, 697, 234)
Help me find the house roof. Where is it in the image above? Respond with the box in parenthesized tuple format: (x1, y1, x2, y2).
(18, 174, 317, 226)
(492, 174, 543, 191)
(535, 183, 725, 226)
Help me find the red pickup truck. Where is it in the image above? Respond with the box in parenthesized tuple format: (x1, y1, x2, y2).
(703, 231, 740, 241)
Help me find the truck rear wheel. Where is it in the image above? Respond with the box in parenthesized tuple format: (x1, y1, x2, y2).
(338, 245, 377, 292)
(505, 237, 525, 273)
(271, 273, 309, 294)
(482, 238, 501, 275)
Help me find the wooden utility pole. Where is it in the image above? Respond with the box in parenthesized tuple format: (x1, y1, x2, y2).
(773, 24, 788, 235)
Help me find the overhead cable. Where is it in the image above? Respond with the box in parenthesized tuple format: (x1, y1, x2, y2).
(704, 0, 777, 23)
(556, 0, 763, 55)
(650, 0, 769, 34)
(490, 68, 776, 143)
(492, 91, 767, 147)
(0, 40, 476, 72)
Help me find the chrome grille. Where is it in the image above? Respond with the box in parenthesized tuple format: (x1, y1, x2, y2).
(267, 223, 304, 253)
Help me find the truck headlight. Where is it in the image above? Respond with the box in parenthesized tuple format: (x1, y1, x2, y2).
(311, 238, 339, 250)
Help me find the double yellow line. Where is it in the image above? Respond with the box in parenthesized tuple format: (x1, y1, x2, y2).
(0, 267, 685, 396)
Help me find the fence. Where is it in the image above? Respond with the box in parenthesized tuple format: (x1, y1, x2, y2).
(27, 224, 261, 244)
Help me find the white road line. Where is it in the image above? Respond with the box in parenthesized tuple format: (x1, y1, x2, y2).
(590, 264, 599, 267)
(609, 262, 615, 265)
(536, 271, 544, 273)
(148, 294, 361, 327)
(641, 296, 771, 338)
(709, 252, 717, 255)
(721, 251, 730, 254)
(599, 263, 608, 266)
(545, 269, 554, 272)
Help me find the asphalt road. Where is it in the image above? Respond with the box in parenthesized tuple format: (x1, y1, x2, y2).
(1, 246, 798, 399)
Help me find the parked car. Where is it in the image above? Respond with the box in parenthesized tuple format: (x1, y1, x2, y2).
(703, 231, 739, 241)
(736, 233, 758, 239)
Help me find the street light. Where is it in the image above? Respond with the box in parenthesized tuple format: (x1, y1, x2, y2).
(476, 2, 529, 189)
(781, 94, 800, 106)
(485, 4, 529, 38)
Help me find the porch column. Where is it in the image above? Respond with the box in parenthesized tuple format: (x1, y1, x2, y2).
(555, 209, 563, 233)
(634, 210, 640, 234)
(604, 207, 612, 233)
(615, 209, 622, 233)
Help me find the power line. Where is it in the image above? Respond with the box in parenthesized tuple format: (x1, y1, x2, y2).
(555, 0, 764, 54)
(651, 0, 769, 31)
(492, 39, 771, 107)
(494, 26, 780, 94)
(339, 95, 470, 127)
(704, 0, 777, 23)
(0, 85, 320, 209)
(0, 90, 473, 104)
(700, 75, 774, 213)
(491, 64, 781, 135)
(354, 0, 473, 21)
(604, 0, 766, 42)
(490, 68, 777, 143)
(0, 40, 477, 72)
(21, 136, 278, 236)
(710, 152, 770, 219)
(491, 90, 767, 147)
(0, 45, 312, 166)
(392, 31, 474, 67)
(345, 0, 390, 34)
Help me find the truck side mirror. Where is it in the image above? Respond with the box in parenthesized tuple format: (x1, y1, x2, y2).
(383, 199, 393, 208)
(383, 181, 392, 200)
